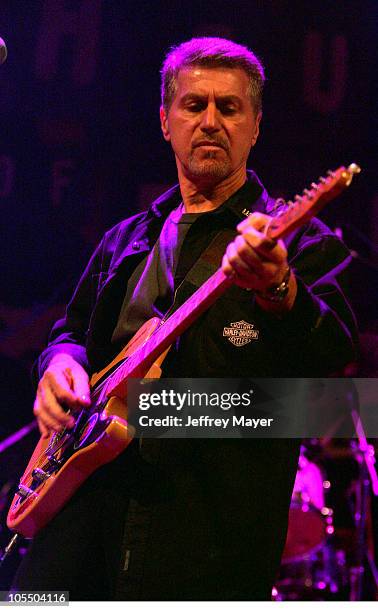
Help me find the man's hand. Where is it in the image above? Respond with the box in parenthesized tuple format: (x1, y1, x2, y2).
(33, 354, 91, 438)
(222, 212, 297, 313)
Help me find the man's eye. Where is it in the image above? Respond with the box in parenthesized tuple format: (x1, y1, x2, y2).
(221, 106, 236, 115)
(186, 103, 203, 112)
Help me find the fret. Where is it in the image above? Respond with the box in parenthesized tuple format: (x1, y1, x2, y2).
(188, 294, 200, 312)
(99, 381, 108, 399)
(132, 343, 147, 373)
(118, 356, 137, 379)
(161, 316, 177, 336)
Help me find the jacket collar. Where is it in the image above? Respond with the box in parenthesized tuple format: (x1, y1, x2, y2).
(148, 169, 276, 221)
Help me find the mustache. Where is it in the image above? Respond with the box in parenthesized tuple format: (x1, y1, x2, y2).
(192, 138, 229, 152)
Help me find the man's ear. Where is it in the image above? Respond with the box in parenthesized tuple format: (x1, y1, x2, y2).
(251, 112, 262, 147)
(160, 105, 171, 142)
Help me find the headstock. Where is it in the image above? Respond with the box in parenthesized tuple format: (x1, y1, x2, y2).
(267, 163, 361, 241)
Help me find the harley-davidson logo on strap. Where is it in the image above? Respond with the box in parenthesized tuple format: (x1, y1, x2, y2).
(223, 320, 260, 347)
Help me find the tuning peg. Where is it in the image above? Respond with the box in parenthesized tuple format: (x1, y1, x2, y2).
(319, 176, 327, 184)
(311, 182, 319, 190)
(294, 194, 302, 202)
(327, 170, 336, 178)
(302, 189, 314, 199)
(343, 163, 362, 185)
(347, 163, 361, 175)
(286, 200, 294, 207)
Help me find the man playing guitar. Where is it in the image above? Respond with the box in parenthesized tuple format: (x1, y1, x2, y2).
(10, 37, 358, 600)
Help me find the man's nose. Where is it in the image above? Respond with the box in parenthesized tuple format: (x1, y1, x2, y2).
(200, 103, 220, 132)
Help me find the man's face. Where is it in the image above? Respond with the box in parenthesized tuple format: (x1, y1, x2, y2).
(160, 66, 261, 184)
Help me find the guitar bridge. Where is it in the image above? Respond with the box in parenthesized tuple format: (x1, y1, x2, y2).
(31, 468, 49, 482)
(16, 484, 37, 499)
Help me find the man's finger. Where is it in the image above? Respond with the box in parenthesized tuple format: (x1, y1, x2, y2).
(237, 211, 271, 232)
(225, 242, 255, 275)
(35, 398, 65, 433)
(44, 371, 83, 410)
(33, 399, 50, 438)
(242, 228, 286, 263)
(38, 384, 76, 428)
(71, 375, 91, 407)
(234, 235, 265, 271)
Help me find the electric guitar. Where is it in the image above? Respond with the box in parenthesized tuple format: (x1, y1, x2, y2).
(7, 163, 361, 538)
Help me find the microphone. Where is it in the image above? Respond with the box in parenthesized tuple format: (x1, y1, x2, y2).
(0, 37, 8, 64)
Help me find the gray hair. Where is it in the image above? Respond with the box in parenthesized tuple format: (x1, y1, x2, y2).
(161, 37, 265, 114)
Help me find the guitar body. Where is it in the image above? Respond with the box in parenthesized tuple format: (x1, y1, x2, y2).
(6, 317, 168, 538)
(6, 164, 360, 539)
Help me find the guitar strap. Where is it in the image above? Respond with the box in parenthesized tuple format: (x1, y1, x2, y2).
(162, 227, 238, 321)
(115, 231, 239, 600)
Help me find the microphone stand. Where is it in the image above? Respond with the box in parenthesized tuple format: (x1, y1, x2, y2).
(348, 406, 378, 600)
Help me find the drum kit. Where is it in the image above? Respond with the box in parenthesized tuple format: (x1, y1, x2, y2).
(273, 437, 378, 601)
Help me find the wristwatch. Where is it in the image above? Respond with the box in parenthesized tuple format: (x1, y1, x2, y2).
(255, 267, 291, 303)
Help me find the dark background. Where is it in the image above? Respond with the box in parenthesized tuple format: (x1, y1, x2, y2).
(0, 0, 377, 592)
